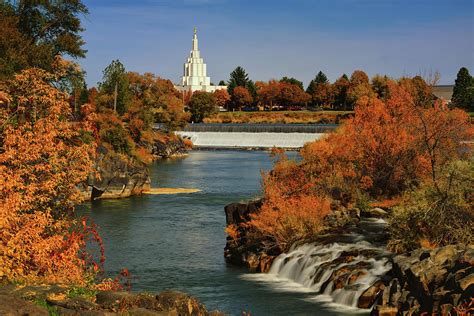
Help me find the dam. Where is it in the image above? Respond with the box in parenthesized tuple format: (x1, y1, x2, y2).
(167, 123, 338, 149)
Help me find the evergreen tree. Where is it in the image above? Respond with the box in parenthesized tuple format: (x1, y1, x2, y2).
(280, 77, 304, 90)
(79, 82, 89, 105)
(306, 71, 329, 95)
(98, 60, 131, 115)
(218, 80, 226, 86)
(227, 66, 250, 95)
(452, 67, 474, 111)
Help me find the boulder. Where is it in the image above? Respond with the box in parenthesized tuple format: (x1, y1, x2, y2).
(373, 244, 474, 315)
(358, 281, 385, 309)
(0, 294, 49, 316)
(361, 208, 388, 219)
(80, 146, 151, 201)
(152, 138, 188, 159)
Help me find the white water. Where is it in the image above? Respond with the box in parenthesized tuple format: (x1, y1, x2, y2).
(242, 221, 392, 312)
(175, 131, 324, 148)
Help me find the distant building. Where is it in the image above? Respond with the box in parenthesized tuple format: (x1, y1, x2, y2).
(174, 28, 227, 93)
(432, 85, 454, 103)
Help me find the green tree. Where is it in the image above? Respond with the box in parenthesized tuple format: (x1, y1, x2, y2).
(227, 66, 250, 95)
(218, 80, 226, 86)
(0, 1, 88, 79)
(188, 91, 217, 122)
(452, 67, 474, 111)
(97, 60, 131, 115)
(307, 71, 331, 107)
(280, 77, 304, 90)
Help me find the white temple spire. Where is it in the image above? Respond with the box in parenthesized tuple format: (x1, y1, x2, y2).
(174, 28, 227, 93)
(192, 27, 198, 51)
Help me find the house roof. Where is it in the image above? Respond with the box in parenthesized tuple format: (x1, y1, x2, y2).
(432, 85, 454, 101)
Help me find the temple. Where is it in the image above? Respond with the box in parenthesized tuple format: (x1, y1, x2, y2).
(175, 28, 227, 93)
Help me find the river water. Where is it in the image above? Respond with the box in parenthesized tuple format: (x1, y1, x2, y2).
(79, 151, 364, 316)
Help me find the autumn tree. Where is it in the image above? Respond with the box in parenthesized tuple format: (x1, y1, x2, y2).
(452, 67, 474, 111)
(399, 76, 433, 108)
(188, 91, 217, 122)
(231, 86, 253, 111)
(0, 63, 99, 285)
(278, 82, 311, 108)
(256, 80, 281, 109)
(214, 88, 231, 110)
(331, 75, 350, 110)
(156, 94, 188, 131)
(97, 60, 131, 115)
(0, 1, 88, 79)
(347, 70, 374, 108)
(371, 75, 390, 101)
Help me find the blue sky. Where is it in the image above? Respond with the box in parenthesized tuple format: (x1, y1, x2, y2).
(80, 0, 474, 87)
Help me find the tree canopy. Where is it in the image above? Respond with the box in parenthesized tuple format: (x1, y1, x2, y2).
(0, 0, 88, 79)
(452, 67, 474, 111)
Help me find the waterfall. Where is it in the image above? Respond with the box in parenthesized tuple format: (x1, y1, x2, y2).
(181, 123, 338, 133)
(175, 132, 325, 149)
(242, 219, 392, 311)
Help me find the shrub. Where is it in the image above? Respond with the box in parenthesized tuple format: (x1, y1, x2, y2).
(388, 160, 474, 253)
(99, 125, 134, 155)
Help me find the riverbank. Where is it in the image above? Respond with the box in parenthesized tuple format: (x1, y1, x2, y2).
(203, 110, 353, 124)
(0, 284, 223, 315)
(79, 136, 189, 201)
(224, 199, 474, 314)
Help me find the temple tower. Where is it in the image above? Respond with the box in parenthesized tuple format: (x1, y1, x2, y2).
(175, 28, 227, 93)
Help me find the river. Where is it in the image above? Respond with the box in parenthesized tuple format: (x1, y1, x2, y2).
(79, 150, 363, 316)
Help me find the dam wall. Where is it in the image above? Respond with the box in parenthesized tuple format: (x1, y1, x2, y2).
(181, 123, 338, 133)
(175, 131, 325, 149)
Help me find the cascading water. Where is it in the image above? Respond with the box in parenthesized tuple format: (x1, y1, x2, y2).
(242, 219, 392, 311)
(175, 131, 325, 148)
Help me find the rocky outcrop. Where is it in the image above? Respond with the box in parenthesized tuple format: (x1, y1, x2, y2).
(224, 199, 366, 272)
(372, 244, 474, 315)
(0, 284, 223, 316)
(80, 146, 151, 201)
(152, 137, 188, 159)
(223, 199, 279, 272)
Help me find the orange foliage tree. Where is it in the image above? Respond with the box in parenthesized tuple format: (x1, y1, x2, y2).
(0, 65, 100, 285)
(243, 78, 473, 250)
(213, 89, 231, 110)
(231, 86, 253, 110)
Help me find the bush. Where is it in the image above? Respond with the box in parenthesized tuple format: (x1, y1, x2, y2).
(388, 160, 474, 253)
(99, 125, 134, 155)
(247, 152, 331, 252)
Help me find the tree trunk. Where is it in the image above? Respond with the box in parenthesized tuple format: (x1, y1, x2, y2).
(113, 82, 118, 112)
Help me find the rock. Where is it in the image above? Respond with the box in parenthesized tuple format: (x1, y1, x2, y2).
(376, 244, 474, 315)
(361, 208, 388, 219)
(458, 274, 474, 291)
(431, 245, 459, 266)
(80, 146, 151, 201)
(152, 137, 188, 159)
(223, 199, 279, 272)
(155, 291, 208, 316)
(358, 281, 385, 309)
(47, 297, 98, 310)
(0, 293, 49, 316)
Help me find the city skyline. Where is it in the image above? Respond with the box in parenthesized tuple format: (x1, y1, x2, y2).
(80, 0, 474, 87)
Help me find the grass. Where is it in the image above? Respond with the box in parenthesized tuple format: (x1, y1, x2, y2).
(34, 299, 60, 316)
(67, 286, 97, 300)
(204, 110, 354, 124)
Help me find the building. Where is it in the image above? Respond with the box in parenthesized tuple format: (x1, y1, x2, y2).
(432, 85, 454, 103)
(174, 28, 227, 93)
